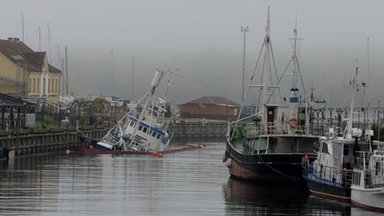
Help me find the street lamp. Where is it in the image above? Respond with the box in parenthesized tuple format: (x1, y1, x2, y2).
(241, 26, 249, 103)
(114, 101, 117, 123)
(41, 95, 47, 128)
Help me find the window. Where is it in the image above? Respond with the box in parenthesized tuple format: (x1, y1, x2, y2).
(138, 125, 143, 131)
(321, 142, 329, 154)
(28, 78, 31, 92)
(152, 132, 157, 137)
(143, 127, 148, 133)
(343, 146, 349, 156)
(33, 78, 36, 92)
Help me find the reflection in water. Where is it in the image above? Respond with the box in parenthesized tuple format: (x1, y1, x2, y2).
(224, 177, 352, 216)
(0, 143, 377, 215)
(0, 144, 230, 215)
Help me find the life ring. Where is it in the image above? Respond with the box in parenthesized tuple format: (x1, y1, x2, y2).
(288, 118, 298, 129)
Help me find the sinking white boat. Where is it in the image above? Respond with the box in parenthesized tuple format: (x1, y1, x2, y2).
(96, 69, 173, 153)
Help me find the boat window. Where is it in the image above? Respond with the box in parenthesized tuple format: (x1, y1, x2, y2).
(130, 121, 135, 126)
(257, 138, 268, 154)
(352, 171, 361, 186)
(138, 125, 143, 131)
(321, 142, 329, 154)
(143, 127, 148, 133)
(152, 132, 157, 137)
(343, 146, 349, 156)
(376, 162, 381, 175)
(156, 134, 161, 139)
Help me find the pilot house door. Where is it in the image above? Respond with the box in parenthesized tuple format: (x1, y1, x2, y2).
(267, 107, 275, 134)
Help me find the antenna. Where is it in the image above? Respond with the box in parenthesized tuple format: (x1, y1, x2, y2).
(367, 37, 370, 87)
(265, 6, 270, 36)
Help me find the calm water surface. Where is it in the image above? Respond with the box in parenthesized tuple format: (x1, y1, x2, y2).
(0, 142, 379, 215)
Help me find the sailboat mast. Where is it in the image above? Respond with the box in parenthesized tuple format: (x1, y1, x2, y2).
(65, 47, 69, 95)
(21, 12, 25, 41)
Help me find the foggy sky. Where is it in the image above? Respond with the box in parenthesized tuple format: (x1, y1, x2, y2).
(1, 0, 384, 107)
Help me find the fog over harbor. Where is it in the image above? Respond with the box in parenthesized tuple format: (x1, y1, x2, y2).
(1, 0, 384, 107)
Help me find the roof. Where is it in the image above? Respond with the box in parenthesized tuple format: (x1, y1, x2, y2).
(181, 96, 239, 107)
(0, 93, 34, 107)
(0, 38, 61, 73)
(22, 52, 46, 71)
(49, 64, 61, 73)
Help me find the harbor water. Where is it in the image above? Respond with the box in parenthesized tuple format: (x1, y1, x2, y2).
(0, 142, 378, 215)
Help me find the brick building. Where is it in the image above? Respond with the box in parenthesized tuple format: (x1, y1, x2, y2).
(179, 96, 239, 120)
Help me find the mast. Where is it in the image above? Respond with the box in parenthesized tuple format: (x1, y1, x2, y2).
(231, 7, 281, 137)
(65, 47, 69, 95)
(132, 56, 135, 101)
(241, 26, 249, 103)
(345, 65, 360, 139)
(38, 26, 42, 51)
(21, 12, 25, 41)
(259, 6, 271, 111)
(47, 23, 52, 61)
(127, 70, 166, 148)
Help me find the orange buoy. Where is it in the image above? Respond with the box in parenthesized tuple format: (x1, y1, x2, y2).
(288, 117, 298, 129)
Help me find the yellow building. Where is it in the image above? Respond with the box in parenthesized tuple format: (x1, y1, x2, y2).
(0, 37, 61, 104)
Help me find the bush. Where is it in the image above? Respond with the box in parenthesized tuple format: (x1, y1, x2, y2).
(43, 115, 55, 125)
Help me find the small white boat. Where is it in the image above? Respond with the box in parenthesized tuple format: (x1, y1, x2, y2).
(351, 149, 384, 212)
(303, 66, 372, 202)
(96, 69, 173, 153)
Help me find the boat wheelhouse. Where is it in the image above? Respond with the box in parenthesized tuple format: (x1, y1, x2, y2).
(351, 149, 384, 212)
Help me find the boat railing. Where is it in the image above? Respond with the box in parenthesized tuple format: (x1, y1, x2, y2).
(304, 160, 351, 187)
(362, 170, 384, 189)
(267, 122, 277, 134)
(354, 151, 384, 188)
(242, 120, 329, 137)
(245, 122, 264, 137)
(354, 151, 370, 170)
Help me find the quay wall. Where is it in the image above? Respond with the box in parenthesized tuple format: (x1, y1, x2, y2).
(0, 128, 108, 159)
(169, 122, 227, 139)
(0, 122, 228, 159)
